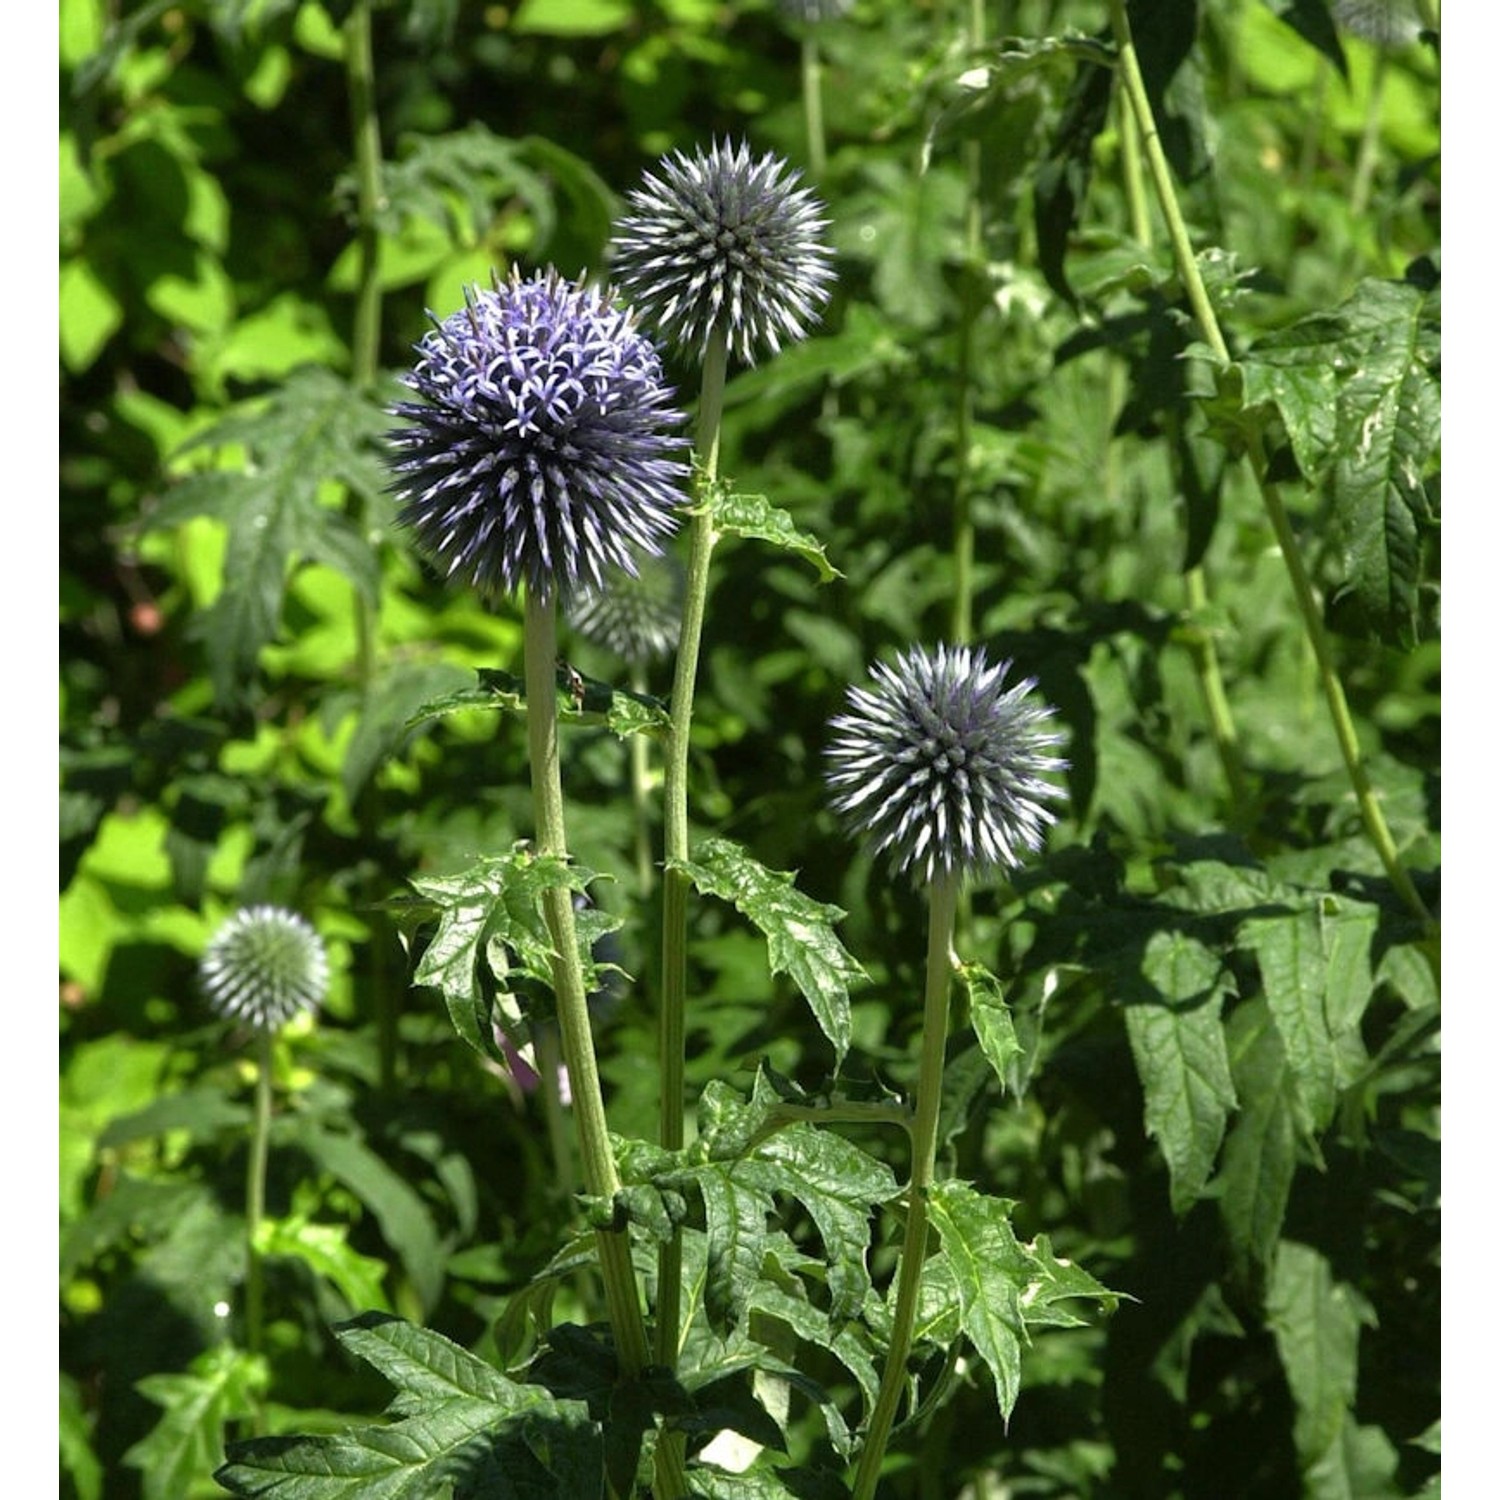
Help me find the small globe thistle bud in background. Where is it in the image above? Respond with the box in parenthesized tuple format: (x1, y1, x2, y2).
(827, 645, 1066, 885)
(568, 554, 684, 667)
(1332, 0, 1423, 48)
(776, 0, 854, 23)
(389, 268, 690, 604)
(610, 139, 836, 366)
(200, 905, 329, 1032)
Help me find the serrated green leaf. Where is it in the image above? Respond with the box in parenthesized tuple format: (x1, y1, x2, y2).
(406, 665, 669, 740)
(125, 1345, 267, 1500)
(145, 367, 390, 700)
(925, 1181, 1030, 1419)
(957, 961, 1022, 1094)
(1266, 1242, 1375, 1475)
(1216, 999, 1300, 1270)
(1239, 909, 1339, 1131)
(1123, 929, 1238, 1214)
(218, 1316, 598, 1500)
(409, 847, 619, 1064)
(1019, 1234, 1118, 1329)
(697, 1168, 774, 1333)
(671, 837, 864, 1064)
(60, 1373, 103, 1500)
(708, 485, 841, 583)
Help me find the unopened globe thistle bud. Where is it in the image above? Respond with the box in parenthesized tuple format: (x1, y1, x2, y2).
(568, 554, 683, 667)
(1332, 0, 1422, 48)
(200, 906, 328, 1031)
(826, 646, 1066, 885)
(389, 268, 690, 604)
(610, 140, 836, 366)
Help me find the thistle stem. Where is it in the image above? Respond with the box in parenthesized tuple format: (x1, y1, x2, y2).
(656, 327, 729, 1379)
(801, 32, 827, 180)
(1107, 0, 1433, 931)
(242, 1029, 274, 1434)
(630, 661, 655, 900)
(1117, 79, 1249, 821)
(852, 873, 961, 1499)
(522, 592, 654, 1385)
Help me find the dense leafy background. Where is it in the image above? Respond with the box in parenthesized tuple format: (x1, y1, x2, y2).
(60, 1, 1439, 1496)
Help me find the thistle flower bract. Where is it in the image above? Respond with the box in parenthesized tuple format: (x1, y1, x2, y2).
(1332, 0, 1422, 47)
(568, 555, 683, 666)
(826, 645, 1066, 885)
(389, 268, 690, 603)
(200, 905, 328, 1031)
(610, 140, 835, 366)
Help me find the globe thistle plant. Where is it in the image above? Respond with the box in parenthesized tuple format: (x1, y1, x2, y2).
(826, 645, 1066, 886)
(389, 268, 690, 604)
(610, 140, 835, 366)
(200, 905, 329, 1032)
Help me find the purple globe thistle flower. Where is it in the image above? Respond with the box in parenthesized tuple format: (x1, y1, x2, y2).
(826, 646, 1066, 885)
(610, 140, 835, 366)
(200, 905, 328, 1031)
(568, 554, 683, 667)
(389, 268, 690, 603)
(1332, 0, 1422, 48)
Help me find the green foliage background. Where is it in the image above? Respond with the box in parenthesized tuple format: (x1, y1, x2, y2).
(60, 1, 1439, 1496)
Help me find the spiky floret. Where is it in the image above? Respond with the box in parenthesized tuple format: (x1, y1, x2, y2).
(389, 268, 690, 603)
(610, 139, 835, 366)
(826, 645, 1066, 885)
(568, 554, 683, 666)
(200, 905, 328, 1031)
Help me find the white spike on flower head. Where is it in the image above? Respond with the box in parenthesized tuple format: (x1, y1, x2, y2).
(826, 645, 1067, 885)
(199, 905, 328, 1032)
(610, 139, 836, 367)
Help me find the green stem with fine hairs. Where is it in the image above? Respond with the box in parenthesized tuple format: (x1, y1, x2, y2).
(656, 326, 730, 1378)
(343, 0, 403, 1090)
(629, 661, 655, 900)
(522, 595, 677, 1473)
(242, 1028, 274, 1432)
(851, 873, 961, 1499)
(801, 32, 827, 180)
(1107, 0, 1433, 932)
(1116, 77, 1249, 822)
(950, 0, 987, 647)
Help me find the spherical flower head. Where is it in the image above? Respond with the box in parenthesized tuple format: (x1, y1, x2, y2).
(200, 905, 328, 1032)
(776, 0, 854, 23)
(610, 140, 835, 366)
(389, 268, 690, 604)
(826, 646, 1066, 886)
(568, 554, 683, 666)
(1332, 0, 1422, 48)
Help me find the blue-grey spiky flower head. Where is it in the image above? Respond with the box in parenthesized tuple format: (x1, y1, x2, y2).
(389, 268, 690, 604)
(610, 140, 835, 366)
(1332, 1, 1422, 47)
(776, 0, 854, 23)
(200, 905, 328, 1031)
(568, 554, 683, 666)
(826, 646, 1067, 885)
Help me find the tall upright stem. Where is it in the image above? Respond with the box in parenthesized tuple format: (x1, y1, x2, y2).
(1107, 0, 1432, 931)
(800, 32, 827, 180)
(522, 593, 653, 1389)
(655, 328, 730, 1375)
(852, 874, 960, 1499)
(244, 1029, 273, 1368)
